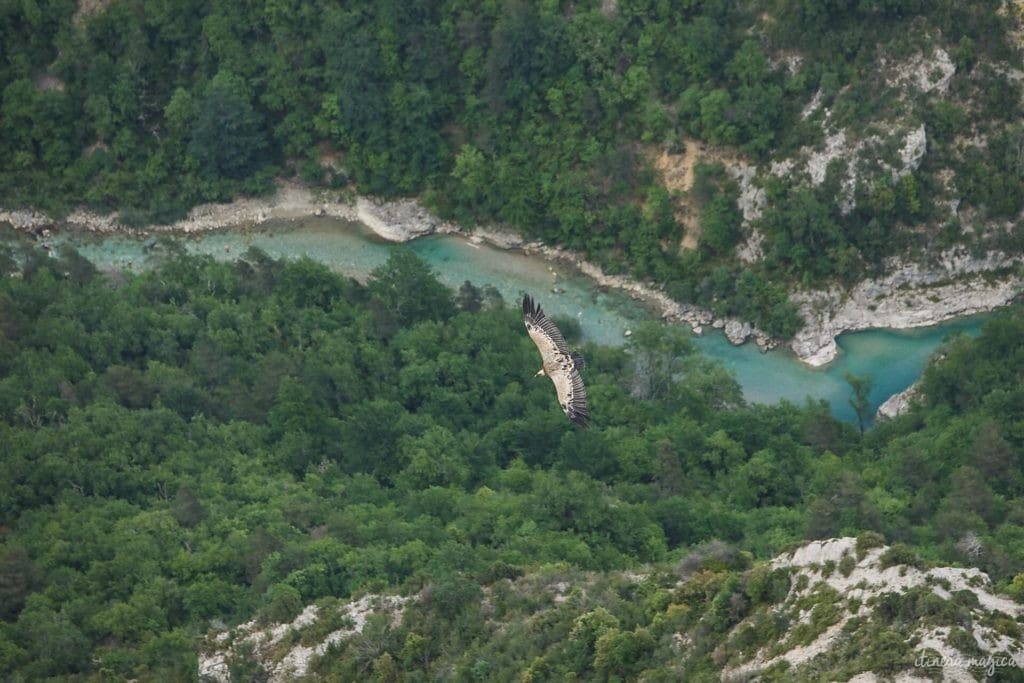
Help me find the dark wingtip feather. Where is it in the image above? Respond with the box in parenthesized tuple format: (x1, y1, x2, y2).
(523, 293, 540, 319)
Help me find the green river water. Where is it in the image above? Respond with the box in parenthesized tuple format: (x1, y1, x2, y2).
(25, 217, 990, 423)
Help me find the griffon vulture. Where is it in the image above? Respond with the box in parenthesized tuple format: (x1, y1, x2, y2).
(522, 294, 588, 427)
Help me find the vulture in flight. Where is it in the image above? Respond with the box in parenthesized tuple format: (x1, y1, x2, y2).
(523, 294, 589, 427)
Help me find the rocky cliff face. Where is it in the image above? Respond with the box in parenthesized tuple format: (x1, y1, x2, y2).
(716, 39, 1024, 365)
(790, 249, 1022, 366)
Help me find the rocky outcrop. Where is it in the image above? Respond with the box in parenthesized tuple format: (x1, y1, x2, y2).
(356, 196, 455, 242)
(760, 46, 948, 215)
(802, 130, 854, 187)
(875, 382, 920, 420)
(721, 538, 1024, 682)
(791, 249, 1021, 366)
(727, 162, 765, 224)
(764, 124, 929, 216)
(728, 162, 768, 264)
(899, 124, 928, 176)
(724, 320, 753, 345)
(199, 594, 410, 683)
(877, 351, 948, 420)
(884, 47, 956, 95)
(712, 41, 1013, 366)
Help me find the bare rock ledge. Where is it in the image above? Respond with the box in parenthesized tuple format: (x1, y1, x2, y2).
(791, 249, 1022, 367)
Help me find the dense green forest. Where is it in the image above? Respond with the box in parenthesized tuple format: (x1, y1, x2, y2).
(2, 241, 1024, 679)
(3, 0, 1022, 337)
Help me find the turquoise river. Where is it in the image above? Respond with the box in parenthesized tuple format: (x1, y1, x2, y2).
(23, 217, 992, 423)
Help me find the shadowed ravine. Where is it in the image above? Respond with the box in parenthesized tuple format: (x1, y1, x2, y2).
(26, 217, 988, 423)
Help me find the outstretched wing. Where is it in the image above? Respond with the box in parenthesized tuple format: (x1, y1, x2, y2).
(523, 294, 589, 426)
(523, 294, 570, 357)
(551, 360, 588, 427)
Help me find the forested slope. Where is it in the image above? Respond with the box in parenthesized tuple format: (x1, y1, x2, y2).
(2, 241, 1024, 678)
(3, 0, 1022, 336)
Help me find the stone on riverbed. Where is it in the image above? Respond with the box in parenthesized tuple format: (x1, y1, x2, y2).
(724, 320, 752, 345)
(356, 197, 444, 242)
